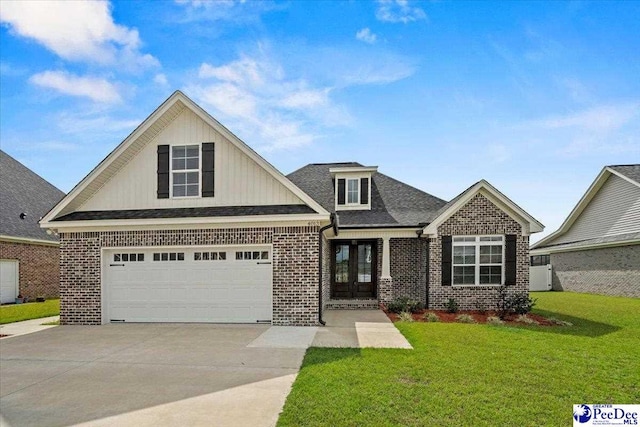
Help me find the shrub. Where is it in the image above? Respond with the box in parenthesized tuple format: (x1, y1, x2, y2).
(516, 314, 539, 325)
(423, 312, 440, 322)
(398, 311, 414, 322)
(486, 316, 504, 325)
(386, 297, 424, 314)
(548, 317, 573, 327)
(445, 298, 459, 313)
(455, 314, 476, 324)
(508, 293, 537, 315)
(495, 286, 537, 318)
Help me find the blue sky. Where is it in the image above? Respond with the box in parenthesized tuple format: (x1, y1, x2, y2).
(1, 0, 639, 242)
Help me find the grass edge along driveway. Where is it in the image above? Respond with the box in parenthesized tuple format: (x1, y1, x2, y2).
(278, 292, 640, 427)
(0, 299, 60, 324)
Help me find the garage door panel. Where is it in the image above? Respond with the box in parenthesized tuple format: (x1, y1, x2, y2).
(105, 247, 271, 323)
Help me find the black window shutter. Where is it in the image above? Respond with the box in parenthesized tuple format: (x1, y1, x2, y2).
(505, 234, 517, 285)
(360, 177, 369, 205)
(441, 236, 452, 286)
(337, 179, 346, 205)
(202, 143, 215, 197)
(157, 145, 169, 199)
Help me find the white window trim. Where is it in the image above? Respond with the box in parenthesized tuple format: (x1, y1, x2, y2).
(452, 235, 505, 287)
(170, 143, 202, 199)
(335, 173, 372, 211)
(346, 178, 360, 205)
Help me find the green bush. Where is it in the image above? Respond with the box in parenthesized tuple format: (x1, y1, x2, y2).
(386, 297, 423, 314)
(508, 293, 537, 315)
(445, 298, 459, 313)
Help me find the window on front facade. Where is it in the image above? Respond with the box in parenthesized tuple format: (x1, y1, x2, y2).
(347, 178, 359, 204)
(172, 145, 199, 197)
(530, 255, 550, 266)
(453, 236, 504, 285)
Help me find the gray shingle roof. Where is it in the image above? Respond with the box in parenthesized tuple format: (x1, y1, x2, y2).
(609, 164, 640, 185)
(535, 231, 640, 251)
(53, 205, 315, 221)
(287, 162, 447, 227)
(0, 150, 65, 241)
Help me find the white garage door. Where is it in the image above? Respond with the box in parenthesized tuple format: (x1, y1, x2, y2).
(104, 247, 272, 323)
(0, 260, 19, 304)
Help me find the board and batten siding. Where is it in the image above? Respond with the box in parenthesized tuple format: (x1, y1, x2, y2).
(79, 109, 304, 211)
(552, 174, 640, 245)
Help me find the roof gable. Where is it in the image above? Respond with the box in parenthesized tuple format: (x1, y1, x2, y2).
(422, 180, 544, 236)
(0, 150, 65, 242)
(532, 166, 640, 249)
(41, 91, 328, 225)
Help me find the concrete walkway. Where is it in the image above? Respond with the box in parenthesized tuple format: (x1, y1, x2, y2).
(312, 310, 413, 349)
(0, 316, 59, 339)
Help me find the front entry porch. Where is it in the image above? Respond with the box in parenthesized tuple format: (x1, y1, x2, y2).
(331, 240, 377, 299)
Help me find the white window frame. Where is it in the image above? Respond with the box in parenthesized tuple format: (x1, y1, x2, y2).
(335, 173, 372, 211)
(452, 235, 505, 286)
(170, 144, 201, 199)
(346, 178, 360, 205)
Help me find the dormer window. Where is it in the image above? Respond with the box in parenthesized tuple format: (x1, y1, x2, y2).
(331, 166, 377, 211)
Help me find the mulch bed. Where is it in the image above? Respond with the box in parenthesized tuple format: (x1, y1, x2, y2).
(385, 310, 554, 326)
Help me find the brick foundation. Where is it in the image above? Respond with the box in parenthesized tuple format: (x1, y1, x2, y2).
(0, 241, 59, 300)
(428, 194, 530, 310)
(60, 226, 320, 326)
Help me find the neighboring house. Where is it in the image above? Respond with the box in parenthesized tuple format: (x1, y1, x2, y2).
(531, 165, 640, 298)
(40, 91, 543, 326)
(0, 150, 65, 303)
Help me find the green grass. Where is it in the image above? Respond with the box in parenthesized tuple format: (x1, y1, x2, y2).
(0, 299, 60, 324)
(278, 292, 640, 427)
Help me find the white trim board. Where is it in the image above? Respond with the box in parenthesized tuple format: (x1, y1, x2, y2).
(423, 180, 544, 237)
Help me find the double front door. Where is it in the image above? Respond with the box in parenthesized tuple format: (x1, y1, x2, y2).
(332, 241, 377, 298)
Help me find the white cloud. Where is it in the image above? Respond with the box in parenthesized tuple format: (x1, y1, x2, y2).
(0, 0, 158, 70)
(531, 104, 640, 132)
(33, 141, 81, 152)
(30, 70, 122, 103)
(376, 0, 427, 24)
(55, 113, 141, 134)
(188, 53, 348, 150)
(153, 73, 169, 86)
(174, 0, 279, 24)
(356, 28, 377, 44)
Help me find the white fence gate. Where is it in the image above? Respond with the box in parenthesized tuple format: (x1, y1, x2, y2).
(529, 264, 552, 291)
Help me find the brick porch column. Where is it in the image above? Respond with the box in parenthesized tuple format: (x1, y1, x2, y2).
(379, 237, 393, 303)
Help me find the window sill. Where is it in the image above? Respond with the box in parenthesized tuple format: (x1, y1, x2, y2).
(451, 284, 503, 288)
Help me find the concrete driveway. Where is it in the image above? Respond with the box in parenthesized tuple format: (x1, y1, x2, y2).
(0, 324, 314, 427)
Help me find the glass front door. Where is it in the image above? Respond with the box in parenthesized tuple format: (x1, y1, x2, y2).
(332, 241, 376, 298)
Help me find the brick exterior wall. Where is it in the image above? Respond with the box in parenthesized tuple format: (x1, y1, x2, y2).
(389, 238, 427, 302)
(428, 194, 530, 311)
(0, 241, 59, 300)
(59, 226, 320, 326)
(551, 245, 640, 297)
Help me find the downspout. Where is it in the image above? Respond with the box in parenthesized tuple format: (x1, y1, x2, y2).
(318, 213, 337, 326)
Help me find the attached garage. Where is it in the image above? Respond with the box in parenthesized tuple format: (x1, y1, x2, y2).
(103, 246, 272, 323)
(1, 260, 19, 304)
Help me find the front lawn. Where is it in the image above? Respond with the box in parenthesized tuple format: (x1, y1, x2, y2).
(278, 292, 640, 426)
(0, 299, 60, 324)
